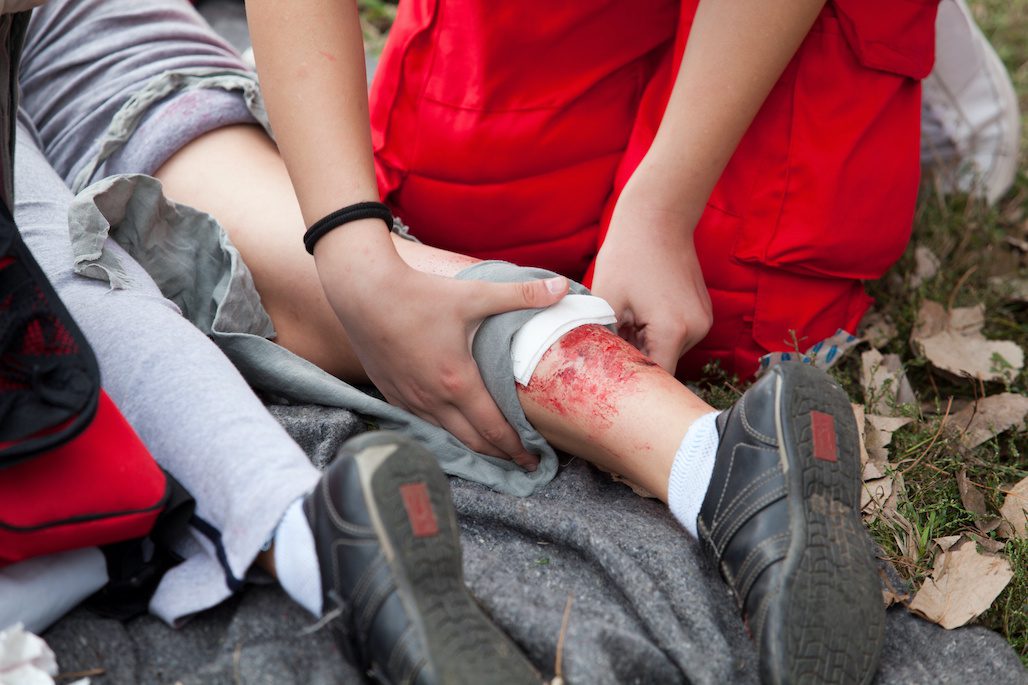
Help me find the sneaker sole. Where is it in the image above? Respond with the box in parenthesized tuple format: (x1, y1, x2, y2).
(764, 365, 884, 685)
(349, 433, 541, 685)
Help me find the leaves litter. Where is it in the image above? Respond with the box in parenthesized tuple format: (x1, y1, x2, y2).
(949, 393, 1028, 448)
(860, 349, 916, 415)
(910, 300, 1024, 382)
(999, 477, 1028, 539)
(908, 537, 1014, 630)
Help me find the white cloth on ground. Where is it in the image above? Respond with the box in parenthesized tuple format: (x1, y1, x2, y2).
(0, 548, 107, 634)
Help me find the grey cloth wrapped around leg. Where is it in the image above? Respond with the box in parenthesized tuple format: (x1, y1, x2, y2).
(67, 174, 590, 497)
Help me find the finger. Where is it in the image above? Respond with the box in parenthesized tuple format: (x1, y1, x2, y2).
(465, 276, 569, 318)
(455, 385, 541, 471)
(431, 406, 508, 459)
(438, 403, 540, 471)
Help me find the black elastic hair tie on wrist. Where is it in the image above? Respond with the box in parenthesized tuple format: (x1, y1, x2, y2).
(303, 201, 394, 254)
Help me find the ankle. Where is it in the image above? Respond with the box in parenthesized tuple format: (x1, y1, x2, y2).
(666, 411, 721, 538)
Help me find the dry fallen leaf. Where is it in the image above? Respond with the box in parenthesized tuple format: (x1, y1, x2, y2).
(933, 535, 963, 553)
(607, 471, 657, 499)
(864, 414, 912, 465)
(861, 349, 916, 415)
(947, 304, 985, 336)
(863, 461, 885, 481)
(862, 469, 903, 523)
(949, 393, 1028, 449)
(998, 477, 1028, 539)
(861, 476, 896, 520)
(967, 532, 1006, 555)
(956, 470, 989, 524)
(996, 520, 1018, 540)
(1006, 235, 1028, 252)
(910, 246, 941, 288)
(908, 537, 1013, 629)
(882, 587, 909, 608)
(912, 300, 949, 339)
(911, 300, 1025, 382)
(988, 276, 1028, 304)
(852, 404, 870, 467)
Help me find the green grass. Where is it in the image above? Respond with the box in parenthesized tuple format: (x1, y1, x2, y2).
(689, 0, 1028, 665)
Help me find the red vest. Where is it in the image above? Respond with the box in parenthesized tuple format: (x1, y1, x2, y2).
(370, 0, 939, 375)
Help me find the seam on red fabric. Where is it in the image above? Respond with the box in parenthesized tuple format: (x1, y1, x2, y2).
(0, 496, 168, 532)
(408, 0, 443, 180)
(764, 44, 803, 268)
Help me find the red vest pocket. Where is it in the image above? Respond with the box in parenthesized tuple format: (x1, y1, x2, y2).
(730, 10, 926, 280)
(833, 0, 940, 79)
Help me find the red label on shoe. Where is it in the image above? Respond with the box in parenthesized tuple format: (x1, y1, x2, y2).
(810, 411, 838, 462)
(399, 482, 439, 538)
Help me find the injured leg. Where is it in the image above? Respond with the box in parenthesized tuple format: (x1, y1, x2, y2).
(517, 323, 714, 505)
(153, 123, 751, 535)
(514, 318, 884, 683)
(518, 322, 723, 539)
(156, 123, 882, 685)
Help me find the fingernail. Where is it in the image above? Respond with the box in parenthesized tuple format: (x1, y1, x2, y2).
(544, 277, 566, 294)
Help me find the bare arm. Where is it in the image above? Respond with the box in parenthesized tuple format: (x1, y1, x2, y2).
(246, 0, 396, 270)
(592, 0, 827, 370)
(245, 0, 568, 467)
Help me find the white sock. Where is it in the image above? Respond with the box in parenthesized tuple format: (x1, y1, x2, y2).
(273, 497, 322, 617)
(667, 411, 721, 539)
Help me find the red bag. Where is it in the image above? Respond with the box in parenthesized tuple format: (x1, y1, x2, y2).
(0, 202, 169, 566)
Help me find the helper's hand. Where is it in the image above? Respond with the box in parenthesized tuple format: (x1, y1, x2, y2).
(316, 227, 569, 470)
(590, 200, 712, 373)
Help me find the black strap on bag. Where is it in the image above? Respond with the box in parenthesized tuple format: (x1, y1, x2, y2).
(0, 199, 100, 466)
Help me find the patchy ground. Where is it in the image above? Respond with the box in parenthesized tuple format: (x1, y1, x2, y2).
(695, 0, 1028, 664)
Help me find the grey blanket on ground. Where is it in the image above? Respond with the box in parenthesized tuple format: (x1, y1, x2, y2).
(55, 118, 1026, 685)
(45, 2, 1025, 677)
(45, 405, 1025, 684)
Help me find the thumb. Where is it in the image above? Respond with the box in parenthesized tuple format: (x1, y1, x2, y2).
(469, 276, 569, 317)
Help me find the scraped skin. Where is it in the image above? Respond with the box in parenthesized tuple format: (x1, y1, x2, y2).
(518, 325, 711, 501)
(154, 123, 716, 491)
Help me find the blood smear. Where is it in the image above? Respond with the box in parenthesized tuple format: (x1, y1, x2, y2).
(519, 325, 657, 430)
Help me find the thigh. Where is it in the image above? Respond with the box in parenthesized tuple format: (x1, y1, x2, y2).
(152, 124, 480, 381)
(19, 0, 250, 187)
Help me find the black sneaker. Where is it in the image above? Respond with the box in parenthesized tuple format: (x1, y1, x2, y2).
(697, 363, 884, 685)
(304, 431, 540, 685)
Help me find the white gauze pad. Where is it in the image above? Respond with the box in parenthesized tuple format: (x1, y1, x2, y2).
(510, 294, 617, 385)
